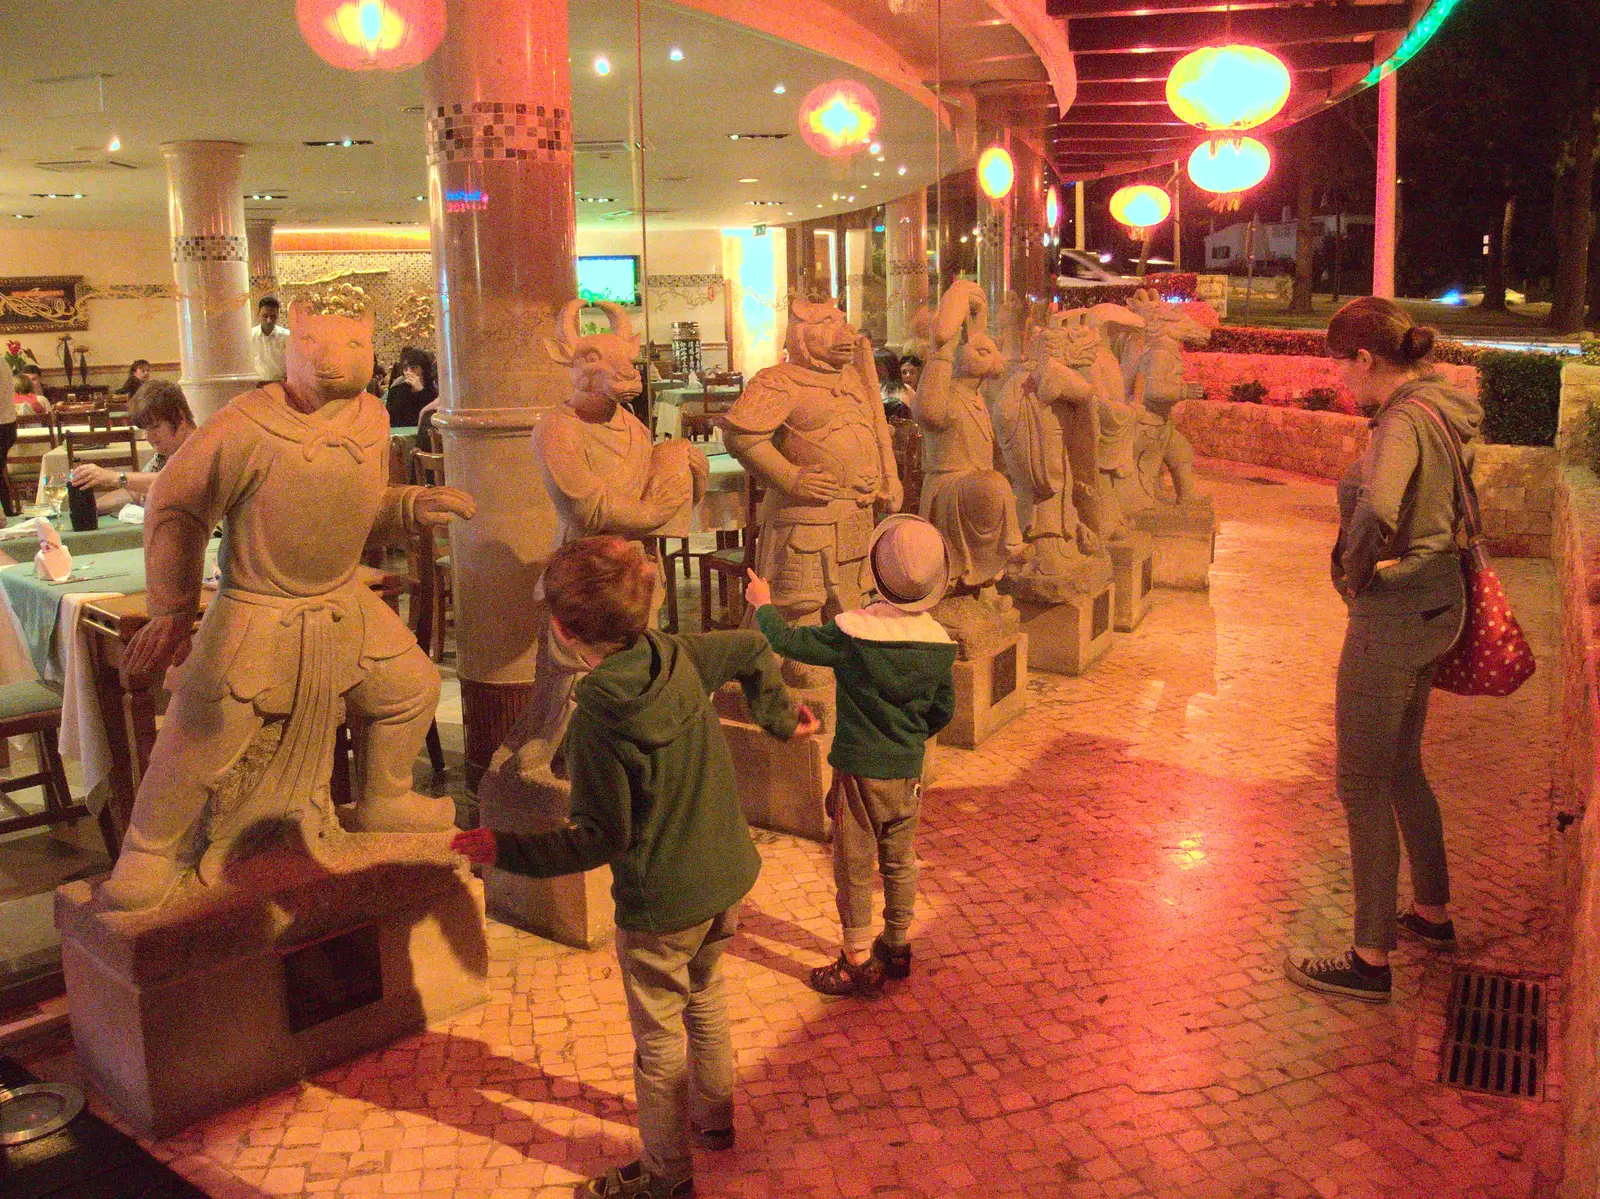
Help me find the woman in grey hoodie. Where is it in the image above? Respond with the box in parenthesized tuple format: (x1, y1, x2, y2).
(1285, 297, 1482, 1003)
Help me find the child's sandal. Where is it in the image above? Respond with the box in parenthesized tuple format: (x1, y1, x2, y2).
(809, 952, 884, 997)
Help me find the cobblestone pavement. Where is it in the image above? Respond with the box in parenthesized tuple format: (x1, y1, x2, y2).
(26, 460, 1567, 1198)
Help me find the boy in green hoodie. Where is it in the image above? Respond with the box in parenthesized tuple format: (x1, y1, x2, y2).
(452, 535, 815, 1199)
(744, 513, 958, 997)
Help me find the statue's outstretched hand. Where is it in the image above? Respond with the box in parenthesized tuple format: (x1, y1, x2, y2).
(126, 612, 194, 678)
(416, 486, 476, 527)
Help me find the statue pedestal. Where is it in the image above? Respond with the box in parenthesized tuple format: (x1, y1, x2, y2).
(56, 836, 486, 1139)
(1017, 585, 1114, 677)
(939, 633, 1027, 749)
(720, 718, 833, 842)
(1108, 533, 1154, 632)
(480, 768, 613, 950)
(1134, 497, 1216, 591)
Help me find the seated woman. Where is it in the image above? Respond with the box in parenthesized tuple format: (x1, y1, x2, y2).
(13, 367, 50, 417)
(68, 380, 196, 514)
(116, 359, 152, 396)
(383, 346, 438, 428)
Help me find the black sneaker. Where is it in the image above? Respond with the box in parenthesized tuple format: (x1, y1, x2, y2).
(1397, 909, 1457, 950)
(692, 1126, 734, 1152)
(809, 952, 884, 997)
(1284, 950, 1391, 1003)
(872, 935, 911, 980)
(579, 1160, 694, 1199)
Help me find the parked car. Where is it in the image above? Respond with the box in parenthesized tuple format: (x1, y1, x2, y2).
(1055, 248, 1176, 288)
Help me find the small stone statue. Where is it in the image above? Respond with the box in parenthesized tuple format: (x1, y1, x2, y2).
(100, 288, 477, 911)
(911, 280, 1023, 597)
(723, 296, 902, 629)
(1080, 304, 1148, 543)
(1119, 288, 1213, 510)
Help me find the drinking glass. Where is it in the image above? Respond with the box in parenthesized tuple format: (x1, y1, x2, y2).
(41, 474, 67, 517)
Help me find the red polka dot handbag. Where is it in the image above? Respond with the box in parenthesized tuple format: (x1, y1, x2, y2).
(1408, 400, 1536, 697)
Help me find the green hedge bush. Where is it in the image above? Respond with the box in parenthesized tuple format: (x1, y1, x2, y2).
(1206, 325, 1479, 364)
(1230, 380, 1268, 404)
(1476, 350, 1563, 446)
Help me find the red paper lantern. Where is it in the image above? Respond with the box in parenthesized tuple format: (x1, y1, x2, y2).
(296, 0, 446, 72)
(797, 80, 880, 158)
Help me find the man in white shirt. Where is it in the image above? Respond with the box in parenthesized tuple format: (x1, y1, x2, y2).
(249, 296, 291, 382)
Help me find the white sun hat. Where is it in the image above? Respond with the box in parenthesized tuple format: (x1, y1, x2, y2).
(867, 513, 950, 613)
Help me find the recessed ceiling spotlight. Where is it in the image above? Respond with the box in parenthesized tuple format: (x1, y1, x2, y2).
(746, 199, 786, 206)
(594, 55, 612, 76)
(304, 139, 374, 148)
(578, 195, 620, 203)
(13, 213, 34, 219)
(872, 171, 880, 177)
(847, 194, 856, 202)
(868, 142, 882, 155)
(773, 83, 786, 95)
(244, 193, 286, 201)
(668, 47, 684, 61)
(738, 177, 759, 184)
(32, 193, 85, 199)
(897, 165, 907, 175)
(414, 194, 426, 201)
(729, 133, 739, 140)
(106, 134, 121, 152)
(815, 203, 823, 208)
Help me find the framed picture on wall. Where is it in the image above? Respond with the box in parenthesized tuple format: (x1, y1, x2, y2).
(0, 275, 88, 334)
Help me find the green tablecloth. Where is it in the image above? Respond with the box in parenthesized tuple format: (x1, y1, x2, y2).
(0, 547, 151, 676)
(0, 515, 144, 558)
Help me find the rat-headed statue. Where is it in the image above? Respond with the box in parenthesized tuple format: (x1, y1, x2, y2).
(100, 285, 477, 911)
(1118, 288, 1213, 511)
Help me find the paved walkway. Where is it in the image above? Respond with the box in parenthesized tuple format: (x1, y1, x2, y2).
(26, 461, 1567, 1198)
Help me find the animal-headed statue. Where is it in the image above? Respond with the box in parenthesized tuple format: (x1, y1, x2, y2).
(1117, 288, 1213, 509)
(911, 280, 1024, 598)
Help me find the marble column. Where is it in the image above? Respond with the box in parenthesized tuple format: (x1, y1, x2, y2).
(1074, 180, 1086, 252)
(1373, 70, 1398, 299)
(885, 188, 927, 349)
(245, 217, 278, 305)
(424, 0, 572, 786)
(161, 140, 256, 424)
(844, 226, 868, 331)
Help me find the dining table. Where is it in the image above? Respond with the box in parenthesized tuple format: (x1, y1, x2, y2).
(0, 512, 146, 560)
(34, 441, 156, 505)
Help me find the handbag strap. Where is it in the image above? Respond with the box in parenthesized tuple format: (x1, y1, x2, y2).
(1401, 398, 1484, 543)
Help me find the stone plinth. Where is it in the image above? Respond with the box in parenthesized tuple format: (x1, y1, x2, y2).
(939, 634, 1027, 749)
(57, 835, 486, 1139)
(1017, 583, 1113, 677)
(1134, 498, 1217, 591)
(721, 719, 833, 842)
(1108, 533, 1154, 632)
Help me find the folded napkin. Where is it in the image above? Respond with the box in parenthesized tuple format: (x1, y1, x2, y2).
(117, 503, 146, 525)
(32, 518, 71, 582)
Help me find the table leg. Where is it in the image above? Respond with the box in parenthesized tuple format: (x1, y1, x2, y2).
(88, 638, 138, 857)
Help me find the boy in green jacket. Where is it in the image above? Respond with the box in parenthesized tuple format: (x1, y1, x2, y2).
(452, 535, 815, 1199)
(744, 514, 957, 997)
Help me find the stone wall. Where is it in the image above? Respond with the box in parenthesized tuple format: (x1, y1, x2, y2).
(1174, 399, 1556, 556)
(1183, 349, 1478, 410)
(1548, 363, 1600, 1198)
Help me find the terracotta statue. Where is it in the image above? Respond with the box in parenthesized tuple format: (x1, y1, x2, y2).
(911, 281, 1023, 595)
(483, 301, 707, 816)
(100, 288, 477, 911)
(723, 296, 901, 629)
(1080, 304, 1148, 543)
(1119, 288, 1212, 509)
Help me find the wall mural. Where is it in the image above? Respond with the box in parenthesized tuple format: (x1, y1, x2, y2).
(275, 250, 435, 368)
(0, 276, 180, 334)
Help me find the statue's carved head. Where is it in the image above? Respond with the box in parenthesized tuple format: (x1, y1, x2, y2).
(545, 300, 642, 419)
(286, 291, 376, 404)
(785, 296, 858, 372)
(1127, 288, 1212, 348)
(1034, 309, 1102, 370)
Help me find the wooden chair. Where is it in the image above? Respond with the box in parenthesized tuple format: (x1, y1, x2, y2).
(92, 396, 132, 430)
(65, 428, 141, 472)
(699, 479, 764, 631)
(409, 448, 453, 661)
(49, 401, 102, 447)
(888, 417, 924, 517)
(0, 680, 115, 857)
(702, 370, 744, 392)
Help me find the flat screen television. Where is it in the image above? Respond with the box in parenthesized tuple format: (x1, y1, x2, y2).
(577, 255, 641, 307)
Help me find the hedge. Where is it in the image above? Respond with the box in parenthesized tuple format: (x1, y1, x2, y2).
(1206, 325, 1480, 365)
(1476, 350, 1564, 446)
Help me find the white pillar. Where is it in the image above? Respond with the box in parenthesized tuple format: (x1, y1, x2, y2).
(1373, 71, 1398, 299)
(844, 227, 869, 331)
(1074, 181, 1087, 251)
(161, 141, 256, 423)
(246, 217, 278, 307)
(886, 189, 927, 349)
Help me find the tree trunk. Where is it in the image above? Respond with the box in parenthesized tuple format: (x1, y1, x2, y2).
(1588, 197, 1600, 327)
(1551, 104, 1597, 333)
(1289, 162, 1317, 314)
(1484, 188, 1515, 312)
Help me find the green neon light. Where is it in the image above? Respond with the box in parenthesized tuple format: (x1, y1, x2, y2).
(1362, 0, 1468, 85)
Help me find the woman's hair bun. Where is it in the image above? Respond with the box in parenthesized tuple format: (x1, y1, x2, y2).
(1401, 324, 1437, 363)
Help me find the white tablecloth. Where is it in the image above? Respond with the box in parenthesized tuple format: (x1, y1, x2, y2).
(35, 442, 155, 504)
(0, 587, 122, 809)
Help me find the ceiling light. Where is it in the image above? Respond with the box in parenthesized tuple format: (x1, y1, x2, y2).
(13, 214, 34, 220)
(897, 165, 907, 175)
(245, 193, 285, 201)
(847, 194, 856, 202)
(414, 194, 425, 201)
(32, 193, 85, 199)
(106, 134, 121, 152)
(668, 47, 684, 62)
(872, 171, 880, 177)
(738, 177, 759, 184)
(594, 55, 612, 76)
(868, 142, 882, 155)
(773, 83, 786, 95)
(304, 139, 374, 148)
(578, 195, 619, 203)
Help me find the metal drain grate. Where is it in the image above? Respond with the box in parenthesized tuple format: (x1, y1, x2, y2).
(1439, 970, 1546, 1098)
